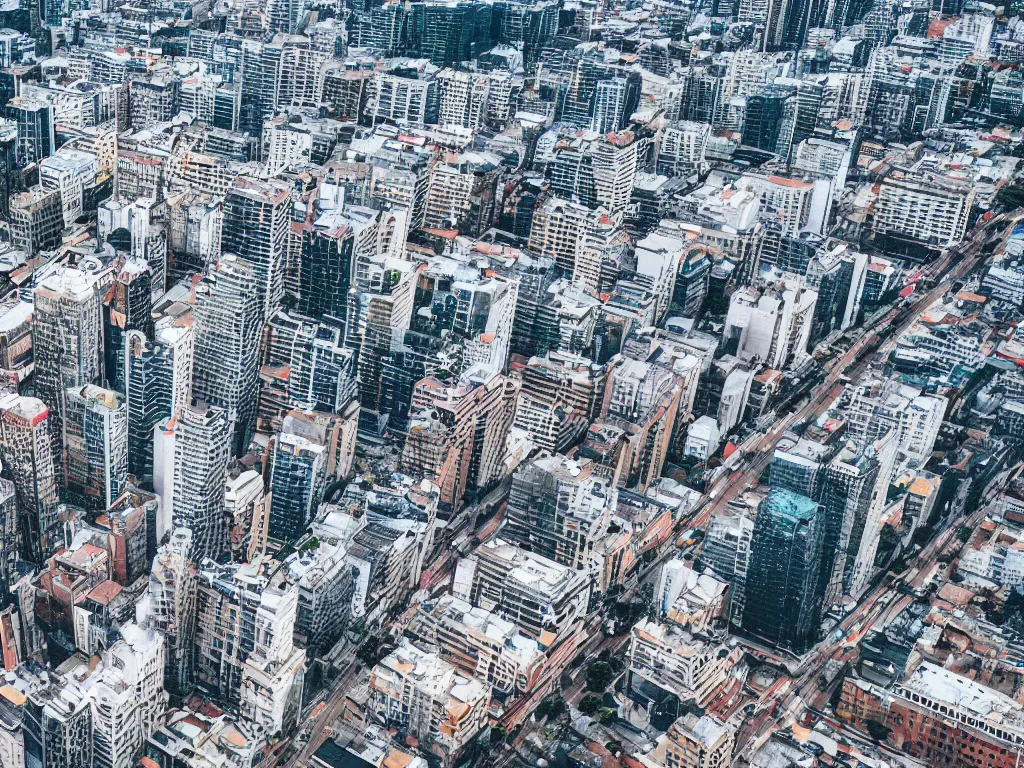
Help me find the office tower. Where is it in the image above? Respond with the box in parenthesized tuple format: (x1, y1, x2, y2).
(406, 2, 490, 67)
(172, 403, 231, 562)
(504, 455, 613, 571)
(63, 384, 128, 512)
(591, 74, 642, 134)
(124, 321, 193, 485)
(347, 256, 417, 437)
(103, 259, 153, 390)
(770, 437, 833, 498)
(742, 488, 824, 653)
(0, 394, 60, 564)
(369, 3, 406, 55)
(6, 96, 54, 166)
(741, 86, 797, 156)
(267, 416, 329, 545)
(239, 39, 283, 135)
(805, 247, 856, 346)
(288, 323, 358, 416)
(33, 267, 104, 449)
(221, 178, 292, 322)
(192, 256, 262, 457)
(819, 442, 881, 606)
(299, 220, 354, 324)
(0, 121, 19, 221)
(8, 186, 63, 254)
(262, 312, 359, 423)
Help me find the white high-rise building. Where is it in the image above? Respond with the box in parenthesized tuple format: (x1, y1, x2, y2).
(436, 69, 489, 129)
(172, 403, 231, 562)
(39, 148, 98, 227)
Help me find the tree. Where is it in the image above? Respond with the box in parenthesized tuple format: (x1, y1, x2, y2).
(536, 697, 565, 720)
(356, 636, 381, 666)
(490, 727, 507, 743)
(957, 525, 972, 544)
(579, 694, 602, 715)
(586, 661, 615, 692)
(598, 708, 618, 725)
(997, 181, 1024, 211)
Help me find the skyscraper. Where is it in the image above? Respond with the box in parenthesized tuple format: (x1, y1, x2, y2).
(192, 256, 262, 457)
(7, 96, 54, 166)
(0, 393, 61, 564)
(103, 258, 154, 390)
(267, 416, 329, 545)
(123, 330, 183, 482)
(33, 267, 104, 450)
(742, 488, 824, 653)
(820, 442, 881, 607)
(221, 177, 292, 322)
(504, 455, 613, 571)
(741, 86, 797, 157)
(63, 384, 128, 512)
(172, 403, 231, 562)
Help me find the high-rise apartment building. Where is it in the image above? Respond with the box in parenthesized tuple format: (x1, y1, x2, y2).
(504, 455, 613, 570)
(194, 558, 305, 736)
(33, 267, 104, 450)
(221, 177, 292, 322)
(0, 394, 61, 564)
(63, 384, 128, 512)
(148, 527, 196, 695)
(9, 187, 64, 254)
(191, 256, 262, 456)
(171, 403, 231, 562)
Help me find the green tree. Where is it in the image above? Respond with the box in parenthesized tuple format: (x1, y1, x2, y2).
(586, 661, 615, 691)
(579, 694, 602, 715)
